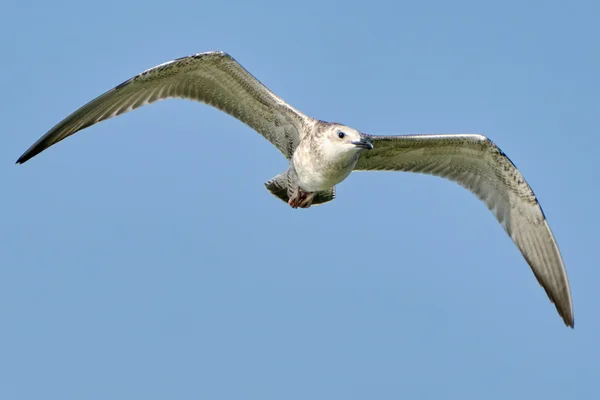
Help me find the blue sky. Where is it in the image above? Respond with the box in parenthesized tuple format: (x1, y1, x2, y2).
(2, 0, 598, 398)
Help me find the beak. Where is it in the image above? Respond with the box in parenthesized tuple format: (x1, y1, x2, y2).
(352, 137, 373, 150)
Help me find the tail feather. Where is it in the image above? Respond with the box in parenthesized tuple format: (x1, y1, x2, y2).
(264, 170, 335, 206)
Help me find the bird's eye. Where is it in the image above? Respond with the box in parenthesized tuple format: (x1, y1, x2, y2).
(338, 132, 346, 139)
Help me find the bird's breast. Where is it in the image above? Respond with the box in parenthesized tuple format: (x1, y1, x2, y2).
(292, 150, 356, 192)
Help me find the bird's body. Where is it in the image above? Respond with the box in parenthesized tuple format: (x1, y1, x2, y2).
(17, 51, 574, 327)
(292, 122, 362, 192)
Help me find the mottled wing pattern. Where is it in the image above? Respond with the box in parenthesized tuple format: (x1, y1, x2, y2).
(17, 51, 310, 163)
(355, 134, 573, 327)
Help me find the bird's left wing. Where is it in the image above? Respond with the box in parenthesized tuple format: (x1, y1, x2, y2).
(354, 133, 574, 327)
(17, 51, 311, 163)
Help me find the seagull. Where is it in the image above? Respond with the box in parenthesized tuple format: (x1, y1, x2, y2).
(16, 51, 574, 327)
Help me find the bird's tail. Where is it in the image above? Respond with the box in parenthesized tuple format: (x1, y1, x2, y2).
(264, 170, 336, 206)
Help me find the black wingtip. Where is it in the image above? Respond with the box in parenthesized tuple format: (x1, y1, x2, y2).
(566, 316, 575, 329)
(16, 150, 34, 164)
(16, 139, 49, 164)
(560, 308, 575, 329)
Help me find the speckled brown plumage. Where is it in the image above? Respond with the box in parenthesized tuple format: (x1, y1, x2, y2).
(16, 51, 573, 328)
(355, 134, 573, 327)
(16, 52, 309, 163)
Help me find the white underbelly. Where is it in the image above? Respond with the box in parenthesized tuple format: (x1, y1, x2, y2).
(294, 160, 353, 192)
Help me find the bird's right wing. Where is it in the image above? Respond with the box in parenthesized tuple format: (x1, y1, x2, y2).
(355, 133, 574, 327)
(17, 51, 311, 163)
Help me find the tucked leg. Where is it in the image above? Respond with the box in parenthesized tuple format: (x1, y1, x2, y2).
(265, 170, 336, 207)
(288, 186, 316, 209)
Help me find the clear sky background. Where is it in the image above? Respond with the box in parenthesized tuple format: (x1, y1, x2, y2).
(2, 0, 598, 398)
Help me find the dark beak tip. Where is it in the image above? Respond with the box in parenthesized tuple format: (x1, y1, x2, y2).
(352, 138, 373, 150)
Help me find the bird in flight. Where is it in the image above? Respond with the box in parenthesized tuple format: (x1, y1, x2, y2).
(16, 51, 574, 327)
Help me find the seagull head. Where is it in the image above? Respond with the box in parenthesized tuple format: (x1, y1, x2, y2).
(323, 124, 373, 158)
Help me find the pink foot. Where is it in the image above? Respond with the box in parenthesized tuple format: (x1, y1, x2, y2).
(288, 188, 316, 209)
